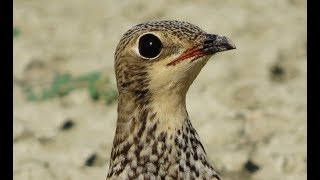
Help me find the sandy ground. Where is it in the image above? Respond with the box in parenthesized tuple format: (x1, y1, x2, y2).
(13, 0, 306, 179)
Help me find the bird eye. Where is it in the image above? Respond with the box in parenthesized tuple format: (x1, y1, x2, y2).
(138, 33, 162, 59)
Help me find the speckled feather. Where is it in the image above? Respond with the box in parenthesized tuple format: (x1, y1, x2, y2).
(107, 20, 231, 180)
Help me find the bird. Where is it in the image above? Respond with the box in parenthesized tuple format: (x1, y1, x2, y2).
(106, 20, 236, 180)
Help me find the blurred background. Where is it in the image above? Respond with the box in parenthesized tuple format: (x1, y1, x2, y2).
(13, 0, 306, 179)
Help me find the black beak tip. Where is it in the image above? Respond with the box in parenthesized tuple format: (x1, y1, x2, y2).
(226, 40, 236, 50)
(217, 35, 236, 50)
(204, 34, 236, 53)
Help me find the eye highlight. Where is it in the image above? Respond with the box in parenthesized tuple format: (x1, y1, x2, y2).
(138, 33, 162, 59)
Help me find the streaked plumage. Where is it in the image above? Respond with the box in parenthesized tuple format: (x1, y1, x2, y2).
(107, 20, 236, 180)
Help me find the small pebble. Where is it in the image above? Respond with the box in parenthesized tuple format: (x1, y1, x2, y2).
(85, 153, 97, 166)
(244, 159, 260, 173)
(270, 64, 286, 82)
(60, 119, 75, 131)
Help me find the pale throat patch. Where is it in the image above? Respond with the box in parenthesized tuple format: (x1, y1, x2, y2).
(145, 56, 211, 134)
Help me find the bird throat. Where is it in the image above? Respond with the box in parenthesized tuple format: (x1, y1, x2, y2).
(107, 92, 220, 179)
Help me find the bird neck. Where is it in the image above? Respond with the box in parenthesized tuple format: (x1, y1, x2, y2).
(115, 90, 189, 142)
(107, 91, 219, 179)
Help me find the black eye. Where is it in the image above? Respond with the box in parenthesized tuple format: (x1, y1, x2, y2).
(138, 33, 162, 59)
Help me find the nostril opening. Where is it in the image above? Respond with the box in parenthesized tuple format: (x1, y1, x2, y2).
(204, 39, 213, 44)
(204, 34, 218, 44)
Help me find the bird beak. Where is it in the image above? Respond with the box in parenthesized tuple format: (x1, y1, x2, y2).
(167, 34, 235, 66)
(203, 34, 236, 55)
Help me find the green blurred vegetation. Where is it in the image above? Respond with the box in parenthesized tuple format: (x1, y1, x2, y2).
(23, 71, 118, 105)
(13, 27, 20, 38)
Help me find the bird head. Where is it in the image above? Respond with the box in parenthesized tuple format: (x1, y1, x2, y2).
(115, 21, 235, 100)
